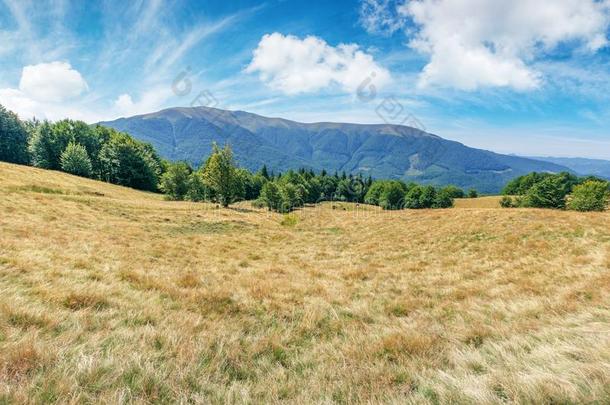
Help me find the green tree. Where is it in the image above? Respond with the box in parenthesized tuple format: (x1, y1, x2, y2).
(201, 143, 240, 207)
(0, 104, 29, 164)
(521, 173, 577, 209)
(467, 189, 478, 198)
(99, 131, 161, 191)
(60, 142, 92, 177)
(419, 185, 437, 208)
(29, 121, 67, 169)
(433, 188, 454, 208)
(404, 185, 424, 209)
(567, 180, 609, 212)
(160, 161, 192, 200)
(379, 181, 405, 210)
(260, 181, 282, 211)
(185, 171, 208, 202)
(279, 182, 303, 212)
(364, 181, 387, 205)
(441, 185, 465, 199)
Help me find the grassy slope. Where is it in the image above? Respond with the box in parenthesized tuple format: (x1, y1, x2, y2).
(0, 162, 609, 403)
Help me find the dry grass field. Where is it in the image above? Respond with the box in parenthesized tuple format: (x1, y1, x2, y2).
(1, 161, 609, 404)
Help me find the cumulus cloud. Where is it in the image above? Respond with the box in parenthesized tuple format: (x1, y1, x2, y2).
(246, 33, 391, 95)
(0, 61, 93, 121)
(19, 61, 88, 102)
(394, 0, 610, 91)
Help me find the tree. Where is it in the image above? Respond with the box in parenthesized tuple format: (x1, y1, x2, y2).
(433, 188, 454, 208)
(201, 143, 240, 207)
(99, 131, 161, 191)
(521, 173, 577, 209)
(60, 142, 93, 177)
(567, 180, 609, 212)
(160, 161, 191, 200)
(185, 171, 208, 202)
(260, 181, 282, 211)
(468, 189, 478, 198)
(29, 121, 67, 169)
(419, 185, 437, 208)
(379, 181, 405, 210)
(441, 185, 465, 199)
(364, 181, 387, 205)
(0, 104, 29, 164)
(279, 182, 303, 212)
(404, 185, 424, 209)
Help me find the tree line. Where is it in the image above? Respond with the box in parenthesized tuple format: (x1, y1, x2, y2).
(500, 172, 610, 212)
(159, 144, 475, 211)
(0, 104, 163, 191)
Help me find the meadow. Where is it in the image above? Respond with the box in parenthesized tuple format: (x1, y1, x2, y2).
(0, 161, 609, 403)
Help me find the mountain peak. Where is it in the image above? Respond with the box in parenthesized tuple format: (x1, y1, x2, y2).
(99, 106, 570, 193)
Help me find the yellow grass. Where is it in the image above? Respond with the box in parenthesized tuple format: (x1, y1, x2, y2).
(1, 161, 609, 403)
(454, 196, 504, 208)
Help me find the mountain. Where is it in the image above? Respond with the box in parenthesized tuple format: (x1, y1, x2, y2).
(99, 106, 570, 193)
(527, 156, 610, 180)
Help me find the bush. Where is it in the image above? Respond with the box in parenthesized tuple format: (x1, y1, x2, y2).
(567, 180, 609, 212)
(60, 142, 93, 177)
(160, 162, 191, 200)
(500, 196, 514, 208)
(467, 189, 478, 198)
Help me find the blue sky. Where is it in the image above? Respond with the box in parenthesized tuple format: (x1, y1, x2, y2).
(1, 0, 610, 158)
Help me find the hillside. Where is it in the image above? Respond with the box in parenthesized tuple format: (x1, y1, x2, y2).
(1, 162, 609, 403)
(99, 107, 570, 193)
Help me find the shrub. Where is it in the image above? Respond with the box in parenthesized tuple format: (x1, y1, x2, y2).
(467, 189, 478, 198)
(404, 186, 424, 209)
(567, 180, 609, 212)
(500, 196, 514, 208)
(60, 142, 93, 177)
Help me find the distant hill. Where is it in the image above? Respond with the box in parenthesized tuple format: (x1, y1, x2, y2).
(528, 156, 610, 180)
(99, 107, 570, 193)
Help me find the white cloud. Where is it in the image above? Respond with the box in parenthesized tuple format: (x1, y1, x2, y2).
(113, 87, 174, 117)
(246, 33, 391, 95)
(19, 61, 88, 102)
(396, 0, 610, 91)
(359, 0, 407, 35)
(0, 61, 94, 121)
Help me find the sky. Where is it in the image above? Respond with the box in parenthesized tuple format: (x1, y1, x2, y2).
(1, 0, 610, 158)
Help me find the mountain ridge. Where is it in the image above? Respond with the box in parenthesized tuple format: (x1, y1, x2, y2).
(99, 106, 571, 193)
